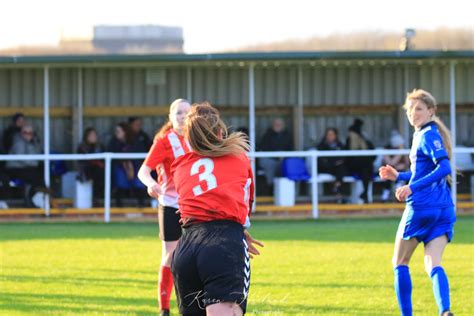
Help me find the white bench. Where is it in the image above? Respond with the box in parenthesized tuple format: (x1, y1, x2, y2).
(456, 150, 474, 201)
(313, 173, 383, 204)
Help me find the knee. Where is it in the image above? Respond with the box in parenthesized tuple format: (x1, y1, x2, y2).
(161, 251, 174, 266)
(392, 256, 410, 268)
(424, 257, 442, 276)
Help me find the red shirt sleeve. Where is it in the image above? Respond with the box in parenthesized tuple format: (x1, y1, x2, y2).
(143, 138, 167, 169)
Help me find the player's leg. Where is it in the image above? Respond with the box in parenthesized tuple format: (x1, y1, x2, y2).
(393, 237, 419, 316)
(158, 206, 182, 315)
(425, 235, 452, 315)
(206, 302, 243, 316)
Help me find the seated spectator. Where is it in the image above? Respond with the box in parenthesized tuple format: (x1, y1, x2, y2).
(345, 118, 375, 203)
(258, 118, 293, 193)
(3, 112, 25, 153)
(107, 122, 145, 207)
(5, 124, 48, 207)
(316, 127, 346, 202)
(77, 127, 105, 202)
(0, 138, 9, 209)
(381, 130, 409, 202)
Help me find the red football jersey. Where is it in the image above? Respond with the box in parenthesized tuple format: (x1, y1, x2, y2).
(171, 152, 254, 225)
(143, 129, 191, 208)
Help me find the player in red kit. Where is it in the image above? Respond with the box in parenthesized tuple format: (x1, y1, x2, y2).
(138, 99, 191, 316)
(170, 102, 263, 316)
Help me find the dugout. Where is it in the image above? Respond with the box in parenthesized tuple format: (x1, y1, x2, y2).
(0, 51, 473, 215)
(0, 51, 473, 154)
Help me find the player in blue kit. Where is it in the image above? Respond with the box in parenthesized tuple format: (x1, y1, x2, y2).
(379, 89, 455, 316)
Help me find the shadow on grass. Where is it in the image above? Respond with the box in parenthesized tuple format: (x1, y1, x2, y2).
(0, 216, 472, 244)
(0, 292, 158, 315)
(1, 265, 156, 276)
(1, 274, 154, 289)
(248, 301, 396, 315)
(252, 281, 392, 290)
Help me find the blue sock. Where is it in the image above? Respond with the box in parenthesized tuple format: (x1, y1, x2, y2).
(430, 266, 451, 314)
(394, 265, 412, 316)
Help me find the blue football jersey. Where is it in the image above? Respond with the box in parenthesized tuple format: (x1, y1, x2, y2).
(406, 121, 453, 209)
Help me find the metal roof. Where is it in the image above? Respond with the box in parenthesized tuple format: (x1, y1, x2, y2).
(0, 50, 473, 66)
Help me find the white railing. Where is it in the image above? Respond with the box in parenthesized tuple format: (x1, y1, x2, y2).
(0, 147, 473, 222)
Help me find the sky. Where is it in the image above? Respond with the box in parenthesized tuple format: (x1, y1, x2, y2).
(0, 0, 472, 53)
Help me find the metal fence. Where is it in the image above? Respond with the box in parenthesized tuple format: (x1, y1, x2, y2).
(1, 146, 472, 222)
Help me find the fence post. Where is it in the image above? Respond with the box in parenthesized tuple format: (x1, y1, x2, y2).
(311, 150, 319, 219)
(104, 154, 112, 223)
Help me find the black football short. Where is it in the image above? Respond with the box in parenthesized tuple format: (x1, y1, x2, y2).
(158, 205, 182, 241)
(171, 220, 250, 316)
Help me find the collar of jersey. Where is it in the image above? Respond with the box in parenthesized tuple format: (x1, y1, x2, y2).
(419, 120, 436, 131)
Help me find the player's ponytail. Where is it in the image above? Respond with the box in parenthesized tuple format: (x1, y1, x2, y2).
(184, 102, 249, 157)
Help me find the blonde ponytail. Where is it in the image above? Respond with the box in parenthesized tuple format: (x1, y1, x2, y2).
(184, 102, 249, 157)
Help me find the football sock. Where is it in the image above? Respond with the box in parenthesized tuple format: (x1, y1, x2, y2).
(159, 265, 173, 310)
(394, 265, 412, 316)
(430, 266, 450, 314)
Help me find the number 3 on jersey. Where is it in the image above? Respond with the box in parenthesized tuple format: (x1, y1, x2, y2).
(190, 158, 217, 196)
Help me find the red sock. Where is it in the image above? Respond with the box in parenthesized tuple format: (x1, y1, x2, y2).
(159, 266, 173, 310)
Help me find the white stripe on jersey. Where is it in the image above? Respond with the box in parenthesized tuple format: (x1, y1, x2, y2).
(410, 125, 432, 180)
(168, 132, 186, 158)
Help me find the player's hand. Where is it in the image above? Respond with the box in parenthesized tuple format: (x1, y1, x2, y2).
(379, 164, 399, 181)
(147, 184, 162, 199)
(244, 230, 264, 259)
(395, 185, 412, 202)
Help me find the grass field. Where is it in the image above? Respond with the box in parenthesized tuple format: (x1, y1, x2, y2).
(1, 216, 473, 315)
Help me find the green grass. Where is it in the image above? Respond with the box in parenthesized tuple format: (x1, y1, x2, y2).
(1, 216, 473, 315)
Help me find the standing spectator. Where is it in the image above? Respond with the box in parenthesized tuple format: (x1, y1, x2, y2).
(128, 116, 152, 153)
(5, 124, 47, 207)
(316, 127, 346, 203)
(345, 118, 375, 203)
(3, 112, 25, 153)
(257, 118, 293, 192)
(381, 130, 409, 202)
(77, 127, 105, 203)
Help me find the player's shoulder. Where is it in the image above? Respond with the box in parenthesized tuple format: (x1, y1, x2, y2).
(172, 151, 199, 167)
(154, 130, 179, 147)
(219, 152, 250, 167)
(421, 124, 442, 143)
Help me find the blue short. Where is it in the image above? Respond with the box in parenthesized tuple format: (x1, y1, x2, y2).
(396, 206, 456, 245)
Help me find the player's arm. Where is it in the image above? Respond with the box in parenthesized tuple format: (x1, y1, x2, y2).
(409, 132, 451, 191)
(138, 165, 162, 199)
(138, 139, 165, 198)
(244, 229, 264, 259)
(409, 158, 451, 191)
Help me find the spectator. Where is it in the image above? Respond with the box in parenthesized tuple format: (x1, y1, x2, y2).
(345, 118, 375, 203)
(258, 118, 293, 191)
(381, 130, 409, 202)
(128, 117, 152, 153)
(3, 112, 25, 153)
(5, 124, 48, 207)
(316, 127, 346, 203)
(107, 122, 145, 207)
(0, 138, 9, 209)
(77, 127, 105, 202)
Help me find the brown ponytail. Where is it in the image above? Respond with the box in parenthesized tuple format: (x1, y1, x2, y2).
(184, 102, 249, 157)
